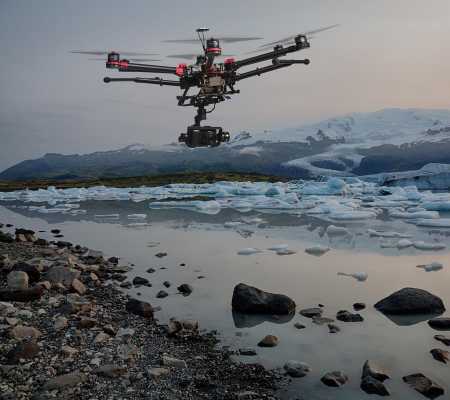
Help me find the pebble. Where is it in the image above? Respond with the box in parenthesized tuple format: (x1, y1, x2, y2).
(162, 354, 187, 369)
(258, 335, 279, 347)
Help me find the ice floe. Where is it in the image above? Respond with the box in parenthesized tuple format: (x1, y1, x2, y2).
(412, 241, 446, 251)
(326, 225, 351, 236)
(305, 246, 330, 256)
(237, 248, 262, 255)
(415, 218, 450, 228)
(337, 272, 368, 282)
(417, 262, 444, 272)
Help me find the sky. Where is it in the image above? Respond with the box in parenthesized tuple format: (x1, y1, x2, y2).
(1, 0, 450, 171)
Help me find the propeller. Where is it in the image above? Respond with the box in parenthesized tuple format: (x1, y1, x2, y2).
(87, 57, 161, 62)
(163, 36, 263, 44)
(167, 53, 234, 60)
(70, 50, 159, 56)
(256, 24, 339, 51)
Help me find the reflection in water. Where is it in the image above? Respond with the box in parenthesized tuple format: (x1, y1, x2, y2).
(378, 312, 443, 327)
(232, 310, 295, 328)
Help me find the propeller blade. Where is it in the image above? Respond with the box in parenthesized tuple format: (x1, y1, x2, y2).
(257, 24, 339, 49)
(163, 36, 263, 44)
(167, 53, 234, 60)
(70, 50, 159, 56)
(88, 57, 161, 62)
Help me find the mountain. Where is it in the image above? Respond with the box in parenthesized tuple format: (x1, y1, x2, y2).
(2, 108, 450, 181)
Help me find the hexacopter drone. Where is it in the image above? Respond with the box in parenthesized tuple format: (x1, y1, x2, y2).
(72, 25, 337, 148)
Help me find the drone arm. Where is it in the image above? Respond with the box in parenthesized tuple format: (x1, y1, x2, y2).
(108, 61, 177, 75)
(233, 37, 310, 70)
(103, 77, 180, 86)
(233, 59, 309, 82)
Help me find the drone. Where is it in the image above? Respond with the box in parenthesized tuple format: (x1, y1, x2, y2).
(72, 25, 337, 148)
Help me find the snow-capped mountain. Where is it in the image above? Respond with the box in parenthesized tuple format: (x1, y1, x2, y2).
(2, 108, 450, 181)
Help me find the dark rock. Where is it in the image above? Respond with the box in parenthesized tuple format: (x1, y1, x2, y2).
(34, 238, 48, 246)
(43, 372, 87, 390)
(112, 274, 127, 282)
(430, 348, 449, 364)
(321, 371, 349, 387)
(12, 262, 41, 283)
(336, 310, 364, 322)
(120, 281, 132, 289)
(257, 335, 279, 347)
(94, 365, 127, 378)
(361, 376, 390, 396)
(126, 299, 153, 319)
(428, 318, 450, 330)
(45, 265, 80, 286)
(78, 317, 96, 329)
(312, 316, 334, 325)
(6, 341, 40, 364)
(0, 232, 14, 243)
(155, 252, 167, 258)
(132, 276, 151, 286)
(283, 361, 311, 378)
(299, 307, 323, 318)
(56, 240, 72, 248)
(178, 284, 193, 295)
(146, 268, 156, 273)
(353, 302, 366, 311)
(54, 234, 64, 238)
(403, 373, 444, 399)
(294, 322, 306, 330)
(231, 283, 296, 315)
(375, 288, 445, 315)
(108, 256, 119, 264)
(50, 229, 61, 234)
(328, 324, 340, 333)
(362, 360, 390, 382)
(0, 286, 44, 302)
(434, 335, 450, 346)
(156, 290, 168, 298)
(163, 281, 171, 288)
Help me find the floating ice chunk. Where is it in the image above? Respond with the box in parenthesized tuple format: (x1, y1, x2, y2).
(397, 239, 414, 249)
(265, 186, 285, 196)
(276, 249, 296, 255)
(389, 210, 439, 219)
(415, 218, 450, 228)
(193, 200, 221, 214)
(305, 245, 330, 256)
(412, 241, 446, 251)
(367, 229, 412, 238)
(422, 201, 450, 211)
(380, 240, 397, 248)
(237, 248, 263, 255)
(127, 214, 147, 219)
(337, 272, 368, 282)
(242, 217, 265, 225)
(94, 214, 120, 218)
(417, 262, 444, 272)
(326, 225, 351, 236)
(224, 221, 244, 228)
(267, 244, 289, 251)
(329, 210, 376, 220)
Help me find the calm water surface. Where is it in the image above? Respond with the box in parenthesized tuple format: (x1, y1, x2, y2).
(1, 201, 450, 400)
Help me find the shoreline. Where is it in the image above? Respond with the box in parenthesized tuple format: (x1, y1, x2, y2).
(0, 227, 281, 399)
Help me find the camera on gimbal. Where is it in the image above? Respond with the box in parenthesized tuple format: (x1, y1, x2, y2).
(178, 125, 230, 148)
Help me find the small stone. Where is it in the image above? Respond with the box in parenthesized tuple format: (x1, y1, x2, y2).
(430, 348, 449, 364)
(362, 360, 390, 382)
(61, 345, 78, 357)
(37, 281, 52, 290)
(7, 271, 29, 290)
(239, 348, 257, 356)
(321, 371, 349, 387)
(126, 299, 153, 318)
(156, 290, 168, 298)
(328, 324, 340, 333)
(294, 322, 306, 330)
(94, 332, 110, 344)
(428, 318, 450, 330)
(434, 335, 450, 346)
(0, 286, 44, 302)
(118, 343, 138, 361)
(120, 281, 132, 289)
(116, 327, 135, 337)
(103, 324, 116, 336)
(162, 354, 187, 369)
(163, 281, 171, 288)
(155, 252, 167, 258)
(5, 317, 18, 326)
(51, 229, 61, 234)
(12, 262, 40, 283)
(283, 361, 311, 378)
(45, 265, 80, 286)
(361, 376, 390, 396)
(132, 276, 151, 286)
(72, 279, 86, 295)
(94, 364, 127, 378)
(6, 340, 40, 363)
(78, 317, 96, 329)
(403, 373, 444, 399)
(177, 284, 193, 295)
(258, 335, 279, 347)
(353, 302, 366, 311)
(54, 316, 68, 331)
(299, 307, 323, 318)
(336, 310, 364, 322)
(147, 367, 170, 379)
(108, 256, 119, 264)
(9, 325, 42, 340)
(312, 316, 335, 325)
(146, 268, 156, 273)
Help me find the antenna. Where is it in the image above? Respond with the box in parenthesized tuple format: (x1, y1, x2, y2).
(196, 27, 209, 51)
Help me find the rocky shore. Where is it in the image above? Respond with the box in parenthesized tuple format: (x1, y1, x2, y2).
(0, 227, 280, 400)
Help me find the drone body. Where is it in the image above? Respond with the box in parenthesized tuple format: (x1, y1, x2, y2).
(96, 27, 325, 147)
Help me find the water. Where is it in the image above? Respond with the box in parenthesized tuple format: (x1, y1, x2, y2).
(1, 201, 450, 399)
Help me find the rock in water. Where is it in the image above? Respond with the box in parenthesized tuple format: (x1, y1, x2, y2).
(258, 335, 279, 347)
(232, 283, 296, 315)
(428, 318, 450, 330)
(7, 271, 28, 290)
(132, 276, 151, 286)
(434, 335, 450, 346)
(283, 361, 311, 378)
(362, 360, 390, 382)
(336, 310, 364, 322)
(361, 376, 390, 396)
(402, 373, 444, 399)
(374, 288, 445, 315)
(321, 371, 349, 387)
(125, 299, 153, 319)
(430, 348, 449, 364)
(299, 307, 323, 318)
(177, 284, 193, 295)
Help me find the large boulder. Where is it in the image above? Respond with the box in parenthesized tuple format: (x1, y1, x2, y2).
(0, 286, 44, 302)
(428, 318, 450, 330)
(374, 288, 445, 315)
(403, 373, 444, 399)
(232, 283, 296, 315)
(126, 299, 153, 319)
(45, 265, 80, 286)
